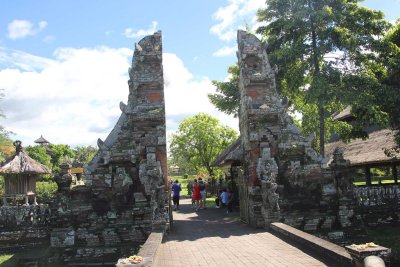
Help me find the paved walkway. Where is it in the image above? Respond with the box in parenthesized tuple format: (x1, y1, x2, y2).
(154, 197, 329, 267)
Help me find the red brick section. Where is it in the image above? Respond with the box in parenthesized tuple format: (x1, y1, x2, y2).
(153, 198, 330, 267)
(147, 91, 162, 103)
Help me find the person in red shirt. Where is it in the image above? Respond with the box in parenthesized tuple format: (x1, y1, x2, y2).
(192, 179, 201, 211)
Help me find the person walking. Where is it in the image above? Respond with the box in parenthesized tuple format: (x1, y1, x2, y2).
(198, 177, 207, 209)
(220, 189, 229, 209)
(192, 179, 201, 211)
(171, 180, 182, 211)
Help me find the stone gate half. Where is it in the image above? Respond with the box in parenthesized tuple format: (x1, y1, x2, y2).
(48, 31, 168, 265)
(237, 30, 330, 228)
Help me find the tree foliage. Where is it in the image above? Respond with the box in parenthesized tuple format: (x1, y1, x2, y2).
(48, 144, 75, 173)
(169, 113, 238, 177)
(256, 0, 390, 155)
(208, 65, 240, 117)
(73, 145, 97, 165)
(0, 90, 14, 161)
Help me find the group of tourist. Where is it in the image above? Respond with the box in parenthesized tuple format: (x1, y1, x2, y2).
(170, 177, 235, 214)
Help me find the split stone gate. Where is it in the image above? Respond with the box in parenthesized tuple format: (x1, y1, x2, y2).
(0, 30, 397, 265)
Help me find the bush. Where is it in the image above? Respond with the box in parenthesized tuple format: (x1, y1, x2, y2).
(36, 181, 58, 203)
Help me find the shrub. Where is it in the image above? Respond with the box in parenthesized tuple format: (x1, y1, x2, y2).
(36, 181, 58, 203)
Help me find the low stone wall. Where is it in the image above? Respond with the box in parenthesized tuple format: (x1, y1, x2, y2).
(270, 222, 353, 267)
(0, 205, 51, 251)
(116, 231, 164, 267)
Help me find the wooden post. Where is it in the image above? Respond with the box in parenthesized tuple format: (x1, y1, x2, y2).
(365, 166, 371, 186)
(393, 163, 398, 184)
(24, 195, 29, 206)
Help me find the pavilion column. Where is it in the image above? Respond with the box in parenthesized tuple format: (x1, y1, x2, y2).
(365, 166, 371, 186)
(2, 195, 7, 206)
(392, 163, 398, 184)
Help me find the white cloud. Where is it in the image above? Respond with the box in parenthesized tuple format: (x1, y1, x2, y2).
(0, 47, 238, 148)
(163, 53, 239, 138)
(0, 47, 56, 71)
(124, 21, 158, 39)
(210, 0, 266, 41)
(0, 46, 132, 146)
(213, 46, 236, 57)
(7, 20, 48, 40)
(43, 35, 55, 43)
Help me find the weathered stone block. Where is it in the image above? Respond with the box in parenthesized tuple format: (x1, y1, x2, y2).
(51, 227, 75, 247)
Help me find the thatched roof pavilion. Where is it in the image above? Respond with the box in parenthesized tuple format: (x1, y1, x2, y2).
(211, 138, 242, 168)
(34, 135, 50, 146)
(0, 140, 51, 205)
(325, 129, 400, 167)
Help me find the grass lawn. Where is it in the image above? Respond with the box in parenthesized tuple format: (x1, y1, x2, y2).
(0, 254, 14, 266)
(354, 180, 397, 186)
(0, 246, 57, 267)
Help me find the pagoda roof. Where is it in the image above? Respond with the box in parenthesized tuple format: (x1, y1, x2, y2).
(34, 135, 50, 144)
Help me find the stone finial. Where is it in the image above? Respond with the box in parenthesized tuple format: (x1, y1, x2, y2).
(97, 138, 104, 149)
(13, 140, 22, 153)
(120, 102, 127, 113)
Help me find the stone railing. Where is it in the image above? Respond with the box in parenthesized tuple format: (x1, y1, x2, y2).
(353, 184, 400, 207)
(0, 204, 51, 228)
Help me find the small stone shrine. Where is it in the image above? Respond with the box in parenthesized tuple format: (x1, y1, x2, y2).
(49, 31, 168, 265)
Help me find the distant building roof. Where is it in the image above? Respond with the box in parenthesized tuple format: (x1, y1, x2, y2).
(211, 138, 242, 167)
(34, 135, 50, 144)
(0, 141, 51, 174)
(326, 129, 400, 167)
(332, 106, 352, 121)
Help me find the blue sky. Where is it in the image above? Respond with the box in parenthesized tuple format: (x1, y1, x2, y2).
(0, 0, 399, 148)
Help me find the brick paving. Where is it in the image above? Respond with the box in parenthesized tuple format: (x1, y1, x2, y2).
(154, 197, 329, 267)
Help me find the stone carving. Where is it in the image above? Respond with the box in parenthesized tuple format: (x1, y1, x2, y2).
(238, 30, 329, 227)
(45, 32, 168, 265)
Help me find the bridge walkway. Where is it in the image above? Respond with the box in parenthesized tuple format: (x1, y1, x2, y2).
(154, 197, 331, 267)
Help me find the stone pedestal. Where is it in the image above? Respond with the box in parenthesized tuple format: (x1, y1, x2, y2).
(345, 244, 390, 267)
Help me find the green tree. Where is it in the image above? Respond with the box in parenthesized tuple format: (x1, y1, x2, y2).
(73, 145, 97, 165)
(367, 21, 400, 155)
(25, 145, 53, 181)
(257, 0, 390, 155)
(48, 144, 75, 173)
(169, 113, 238, 178)
(381, 22, 400, 144)
(0, 90, 14, 161)
(208, 65, 240, 117)
(25, 145, 52, 168)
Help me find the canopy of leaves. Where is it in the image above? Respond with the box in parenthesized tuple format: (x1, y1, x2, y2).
(25, 145, 52, 168)
(208, 65, 240, 117)
(73, 145, 97, 165)
(169, 113, 238, 177)
(48, 144, 75, 173)
(25, 145, 53, 181)
(0, 90, 14, 161)
(256, 0, 390, 154)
